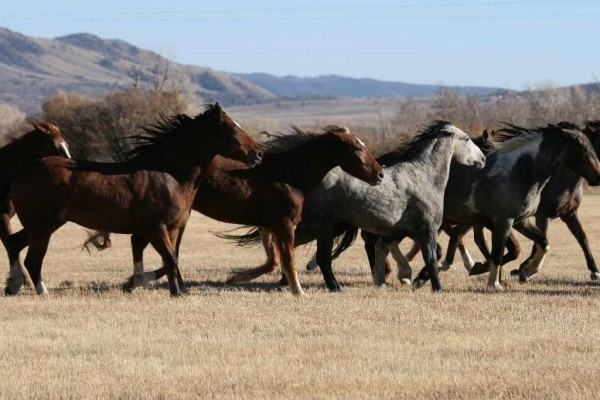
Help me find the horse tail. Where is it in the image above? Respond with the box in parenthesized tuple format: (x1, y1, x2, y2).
(331, 222, 359, 260)
(82, 230, 113, 252)
(214, 227, 263, 247)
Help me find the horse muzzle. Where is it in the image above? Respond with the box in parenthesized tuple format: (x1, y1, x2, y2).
(248, 150, 263, 167)
(588, 174, 600, 187)
(372, 171, 384, 185)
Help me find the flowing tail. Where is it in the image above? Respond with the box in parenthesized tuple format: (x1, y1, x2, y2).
(215, 221, 359, 259)
(214, 227, 263, 247)
(82, 230, 112, 252)
(331, 222, 359, 260)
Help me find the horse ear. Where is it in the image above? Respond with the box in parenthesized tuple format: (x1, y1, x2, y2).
(214, 102, 222, 113)
(33, 122, 51, 135)
(482, 129, 490, 141)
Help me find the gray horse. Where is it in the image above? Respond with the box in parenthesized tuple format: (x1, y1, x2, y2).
(225, 121, 486, 292)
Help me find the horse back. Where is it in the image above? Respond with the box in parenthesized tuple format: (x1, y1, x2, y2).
(11, 156, 195, 234)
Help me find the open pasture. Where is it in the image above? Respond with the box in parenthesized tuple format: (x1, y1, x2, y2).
(1, 197, 600, 399)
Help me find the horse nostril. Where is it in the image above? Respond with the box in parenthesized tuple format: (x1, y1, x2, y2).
(377, 172, 384, 180)
(255, 151, 263, 160)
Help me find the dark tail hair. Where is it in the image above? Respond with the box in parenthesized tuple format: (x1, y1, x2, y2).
(82, 230, 112, 252)
(331, 221, 359, 260)
(214, 227, 263, 247)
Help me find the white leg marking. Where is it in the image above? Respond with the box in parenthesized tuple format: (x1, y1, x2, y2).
(460, 246, 475, 272)
(487, 261, 503, 291)
(521, 244, 549, 280)
(36, 281, 49, 296)
(389, 242, 412, 285)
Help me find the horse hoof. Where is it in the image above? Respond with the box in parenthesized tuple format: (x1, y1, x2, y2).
(4, 287, 19, 296)
(439, 261, 450, 271)
(519, 274, 529, 283)
(225, 274, 238, 285)
(469, 262, 490, 276)
(400, 278, 412, 286)
(122, 280, 134, 293)
(510, 269, 520, 276)
(327, 285, 342, 292)
(591, 272, 600, 281)
(486, 283, 504, 292)
(412, 279, 426, 290)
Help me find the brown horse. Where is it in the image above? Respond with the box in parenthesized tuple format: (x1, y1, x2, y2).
(0, 122, 72, 291)
(5, 104, 262, 296)
(89, 125, 383, 297)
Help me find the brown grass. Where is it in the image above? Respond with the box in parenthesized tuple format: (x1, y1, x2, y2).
(1, 197, 600, 399)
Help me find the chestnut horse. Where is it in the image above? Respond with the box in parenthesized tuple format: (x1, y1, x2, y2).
(5, 104, 262, 296)
(87, 126, 383, 297)
(0, 122, 72, 291)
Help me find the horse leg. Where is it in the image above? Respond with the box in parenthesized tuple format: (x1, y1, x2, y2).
(405, 241, 420, 262)
(512, 218, 548, 283)
(469, 225, 492, 275)
(1, 213, 34, 290)
(560, 211, 599, 280)
(123, 228, 182, 296)
(172, 226, 187, 292)
(131, 234, 149, 274)
(315, 233, 341, 292)
(422, 234, 442, 291)
(362, 231, 392, 279)
(441, 224, 472, 272)
(486, 220, 514, 291)
(372, 237, 391, 286)
(388, 240, 412, 285)
(23, 232, 51, 296)
(226, 228, 281, 284)
(5, 229, 31, 295)
(273, 222, 306, 297)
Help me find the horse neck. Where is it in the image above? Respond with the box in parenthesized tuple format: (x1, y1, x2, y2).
(262, 137, 343, 191)
(128, 139, 211, 185)
(403, 136, 456, 191)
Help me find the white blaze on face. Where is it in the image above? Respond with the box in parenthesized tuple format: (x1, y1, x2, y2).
(233, 120, 243, 130)
(356, 136, 366, 147)
(60, 141, 72, 159)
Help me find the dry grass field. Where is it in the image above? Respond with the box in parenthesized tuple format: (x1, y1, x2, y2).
(1, 196, 600, 399)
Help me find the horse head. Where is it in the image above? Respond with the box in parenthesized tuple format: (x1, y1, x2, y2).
(553, 125, 600, 186)
(31, 122, 72, 159)
(325, 126, 383, 186)
(443, 123, 486, 169)
(200, 103, 263, 167)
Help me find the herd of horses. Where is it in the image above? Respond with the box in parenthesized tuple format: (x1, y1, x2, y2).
(1, 103, 599, 297)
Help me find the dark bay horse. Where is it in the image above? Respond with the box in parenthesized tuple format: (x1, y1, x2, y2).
(5, 104, 262, 296)
(223, 122, 486, 292)
(97, 125, 383, 297)
(0, 122, 72, 291)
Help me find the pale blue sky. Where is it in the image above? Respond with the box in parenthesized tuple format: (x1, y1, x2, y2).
(2, 0, 599, 89)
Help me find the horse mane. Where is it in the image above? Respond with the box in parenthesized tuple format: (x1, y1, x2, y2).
(126, 104, 220, 159)
(490, 122, 587, 154)
(376, 120, 453, 166)
(260, 125, 348, 154)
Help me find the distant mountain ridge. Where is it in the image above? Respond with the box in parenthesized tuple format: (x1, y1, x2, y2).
(235, 73, 500, 98)
(0, 27, 502, 114)
(0, 28, 275, 113)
